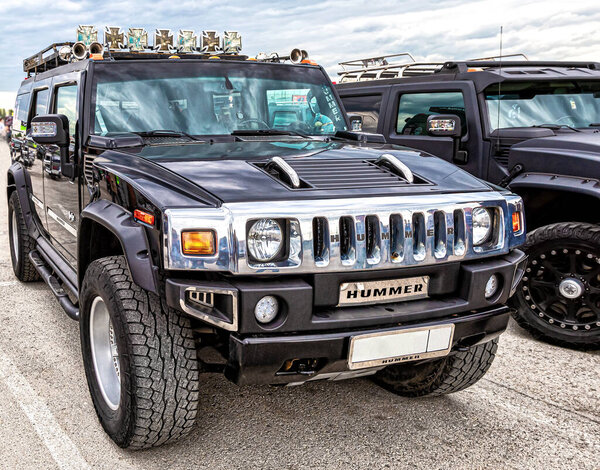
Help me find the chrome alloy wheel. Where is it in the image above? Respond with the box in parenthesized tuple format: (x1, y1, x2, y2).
(523, 246, 600, 332)
(89, 296, 121, 410)
(11, 210, 18, 261)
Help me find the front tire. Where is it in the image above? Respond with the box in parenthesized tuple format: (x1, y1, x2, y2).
(8, 191, 40, 282)
(80, 256, 200, 449)
(373, 339, 498, 397)
(509, 222, 600, 349)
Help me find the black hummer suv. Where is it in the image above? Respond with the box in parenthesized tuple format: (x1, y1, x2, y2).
(8, 42, 526, 449)
(337, 55, 600, 348)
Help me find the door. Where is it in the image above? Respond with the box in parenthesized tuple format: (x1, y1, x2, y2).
(24, 86, 51, 231)
(44, 81, 80, 268)
(383, 82, 485, 179)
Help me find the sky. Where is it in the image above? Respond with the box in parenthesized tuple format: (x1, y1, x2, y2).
(1, 0, 600, 110)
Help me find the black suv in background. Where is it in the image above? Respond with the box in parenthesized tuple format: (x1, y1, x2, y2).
(337, 56, 600, 348)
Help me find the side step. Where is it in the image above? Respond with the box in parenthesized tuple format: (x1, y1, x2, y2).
(29, 250, 79, 321)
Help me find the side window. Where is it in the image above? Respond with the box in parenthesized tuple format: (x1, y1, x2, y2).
(396, 92, 466, 136)
(28, 88, 50, 129)
(340, 94, 382, 133)
(14, 93, 30, 128)
(54, 85, 78, 137)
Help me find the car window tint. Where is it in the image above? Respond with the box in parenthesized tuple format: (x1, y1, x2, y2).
(397, 92, 466, 136)
(55, 85, 78, 136)
(341, 94, 382, 133)
(14, 93, 30, 126)
(33, 89, 49, 118)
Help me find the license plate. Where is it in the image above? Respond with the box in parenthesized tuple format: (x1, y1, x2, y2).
(348, 324, 454, 370)
(338, 276, 429, 307)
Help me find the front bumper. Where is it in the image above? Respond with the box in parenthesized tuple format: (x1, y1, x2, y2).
(165, 249, 527, 335)
(225, 305, 511, 385)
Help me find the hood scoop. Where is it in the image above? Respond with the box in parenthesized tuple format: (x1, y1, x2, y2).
(256, 155, 429, 190)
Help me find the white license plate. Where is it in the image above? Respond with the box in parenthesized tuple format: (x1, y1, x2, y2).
(348, 324, 454, 370)
(338, 276, 429, 307)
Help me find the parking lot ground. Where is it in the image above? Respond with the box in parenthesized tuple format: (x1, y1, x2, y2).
(0, 142, 598, 469)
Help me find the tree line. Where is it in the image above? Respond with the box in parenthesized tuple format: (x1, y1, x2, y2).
(0, 109, 14, 119)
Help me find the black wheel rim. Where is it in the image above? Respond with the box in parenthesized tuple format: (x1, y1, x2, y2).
(522, 243, 600, 332)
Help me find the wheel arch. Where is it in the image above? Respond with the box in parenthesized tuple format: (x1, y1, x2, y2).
(79, 200, 159, 294)
(510, 176, 600, 231)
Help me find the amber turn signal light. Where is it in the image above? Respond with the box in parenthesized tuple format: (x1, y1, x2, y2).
(134, 209, 155, 226)
(512, 212, 522, 233)
(182, 231, 216, 255)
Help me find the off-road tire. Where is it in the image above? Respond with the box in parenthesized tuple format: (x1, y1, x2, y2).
(373, 338, 498, 397)
(8, 191, 40, 282)
(509, 222, 600, 349)
(80, 256, 199, 449)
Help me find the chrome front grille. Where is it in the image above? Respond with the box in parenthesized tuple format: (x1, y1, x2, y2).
(308, 209, 468, 269)
(163, 192, 526, 274)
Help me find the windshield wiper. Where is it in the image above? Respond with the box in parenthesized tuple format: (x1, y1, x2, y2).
(532, 124, 581, 132)
(231, 129, 311, 139)
(134, 130, 204, 141)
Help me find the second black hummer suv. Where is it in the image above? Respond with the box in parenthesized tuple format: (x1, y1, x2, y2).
(337, 56, 600, 348)
(8, 43, 525, 449)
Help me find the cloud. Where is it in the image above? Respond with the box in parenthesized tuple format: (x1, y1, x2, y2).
(0, 0, 599, 99)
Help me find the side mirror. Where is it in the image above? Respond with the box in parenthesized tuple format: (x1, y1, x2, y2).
(31, 114, 75, 179)
(426, 114, 461, 137)
(426, 114, 467, 164)
(347, 113, 363, 132)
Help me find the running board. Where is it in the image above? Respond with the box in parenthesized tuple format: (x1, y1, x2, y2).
(29, 250, 79, 321)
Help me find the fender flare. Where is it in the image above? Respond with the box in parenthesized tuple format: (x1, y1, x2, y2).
(80, 200, 159, 294)
(509, 173, 600, 201)
(7, 162, 41, 240)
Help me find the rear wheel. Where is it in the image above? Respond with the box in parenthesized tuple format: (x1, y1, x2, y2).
(510, 222, 600, 349)
(8, 191, 40, 282)
(373, 339, 498, 397)
(80, 256, 200, 449)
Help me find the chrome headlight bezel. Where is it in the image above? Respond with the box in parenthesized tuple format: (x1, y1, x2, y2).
(472, 207, 493, 246)
(247, 218, 285, 263)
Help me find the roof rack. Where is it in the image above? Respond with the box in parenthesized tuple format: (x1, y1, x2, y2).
(23, 42, 74, 75)
(337, 52, 533, 82)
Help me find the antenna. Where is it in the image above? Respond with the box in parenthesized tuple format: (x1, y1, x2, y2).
(497, 26, 503, 133)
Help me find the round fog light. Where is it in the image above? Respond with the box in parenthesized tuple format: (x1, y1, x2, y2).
(254, 296, 279, 324)
(485, 274, 499, 299)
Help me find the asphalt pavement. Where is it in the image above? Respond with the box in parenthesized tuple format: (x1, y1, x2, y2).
(0, 141, 598, 470)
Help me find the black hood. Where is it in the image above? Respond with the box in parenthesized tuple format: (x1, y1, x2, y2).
(106, 139, 492, 204)
(507, 128, 600, 179)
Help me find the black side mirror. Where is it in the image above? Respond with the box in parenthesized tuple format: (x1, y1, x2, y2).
(426, 114, 467, 164)
(347, 113, 363, 132)
(31, 114, 75, 179)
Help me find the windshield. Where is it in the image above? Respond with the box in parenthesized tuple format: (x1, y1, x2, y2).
(484, 80, 600, 130)
(91, 61, 347, 137)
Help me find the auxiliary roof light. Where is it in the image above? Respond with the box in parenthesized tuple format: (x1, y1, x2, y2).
(178, 30, 197, 53)
(76, 25, 98, 46)
(154, 29, 174, 52)
(127, 27, 148, 52)
(222, 31, 242, 53)
(201, 31, 221, 53)
(104, 26, 125, 50)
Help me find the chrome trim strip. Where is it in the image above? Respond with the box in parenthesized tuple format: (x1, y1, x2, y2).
(376, 153, 414, 183)
(30, 194, 44, 210)
(47, 207, 77, 237)
(267, 156, 301, 188)
(179, 286, 238, 331)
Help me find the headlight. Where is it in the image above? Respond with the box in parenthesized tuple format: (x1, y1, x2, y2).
(247, 218, 283, 262)
(472, 207, 492, 245)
